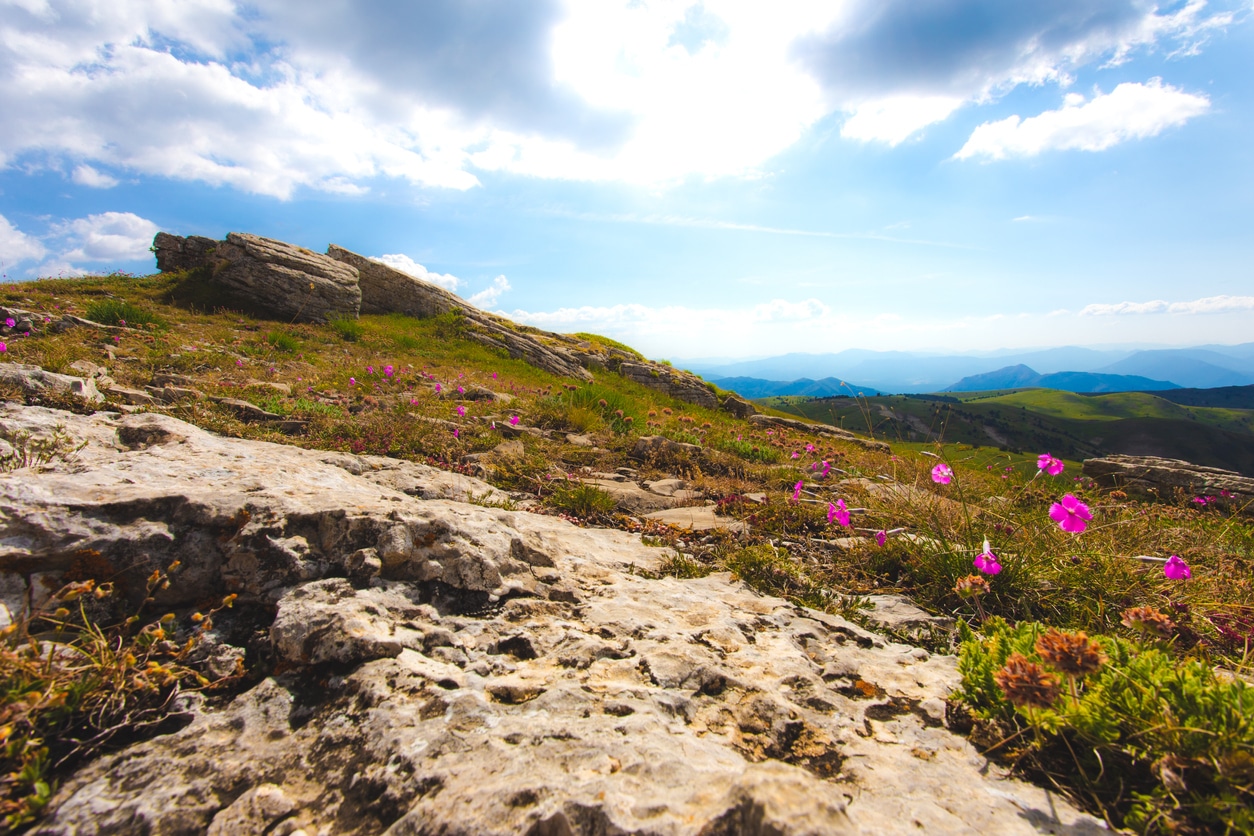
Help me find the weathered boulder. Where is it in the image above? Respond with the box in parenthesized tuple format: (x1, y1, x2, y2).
(0, 364, 103, 402)
(618, 361, 719, 409)
(722, 394, 757, 419)
(1083, 454, 1254, 511)
(154, 232, 362, 323)
(328, 244, 459, 319)
(1, 403, 1103, 835)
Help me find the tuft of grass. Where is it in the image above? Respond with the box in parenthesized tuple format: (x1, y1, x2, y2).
(547, 482, 617, 517)
(327, 313, 363, 341)
(83, 299, 165, 330)
(264, 330, 300, 353)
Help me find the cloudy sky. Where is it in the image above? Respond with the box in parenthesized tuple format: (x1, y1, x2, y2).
(1, 0, 1251, 359)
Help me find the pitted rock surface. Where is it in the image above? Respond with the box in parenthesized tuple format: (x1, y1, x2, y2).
(1083, 454, 1254, 512)
(2, 404, 1105, 835)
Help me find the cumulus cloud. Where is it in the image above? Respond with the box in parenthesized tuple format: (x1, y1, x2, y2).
(468, 275, 512, 308)
(0, 214, 48, 265)
(71, 165, 119, 188)
(54, 212, 159, 262)
(370, 254, 460, 291)
(0, 0, 1236, 191)
(1080, 295, 1254, 316)
(955, 79, 1210, 159)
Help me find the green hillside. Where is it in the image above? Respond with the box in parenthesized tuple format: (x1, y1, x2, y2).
(761, 390, 1254, 474)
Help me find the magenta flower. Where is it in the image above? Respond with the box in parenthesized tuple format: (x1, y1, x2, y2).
(931, 463, 953, 485)
(452, 428, 459, 438)
(875, 530, 887, 547)
(457, 386, 465, 395)
(434, 383, 442, 393)
(1163, 555, 1191, 580)
(973, 539, 1002, 575)
(3, 317, 13, 328)
(383, 365, 394, 378)
(1049, 494, 1093, 533)
(456, 405, 466, 417)
(791, 451, 800, 459)
(805, 443, 815, 453)
(1193, 496, 1208, 506)
(348, 377, 356, 386)
(1037, 453, 1065, 476)
(492, 372, 498, 379)
(509, 415, 520, 426)
(366, 365, 374, 374)
(0, 342, 5, 353)
(236, 359, 244, 367)
(827, 500, 850, 527)
(792, 481, 803, 501)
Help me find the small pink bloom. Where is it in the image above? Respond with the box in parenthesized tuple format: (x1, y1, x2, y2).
(457, 386, 465, 395)
(805, 444, 815, 453)
(875, 530, 887, 547)
(1037, 453, 1065, 476)
(434, 383, 442, 393)
(509, 415, 520, 426)
(827, 500, 850, 527)
(1193, 496, 1208, 506)
(384, 365, 394, 377)
(349, 377, 356, 386)
(1049, 494, 1092, 533)
(3, 317, 13, 328)
(236, 359, 244, 367)
(366, 365, 374, 374)
(452, 428, 459, 438)
(792, 481, 803, 501)
(973, 539, 1002, 575)
(492, 372, 498, 379)
(456, 405, 466, 417)
(1163, 555, 1191, 580)
(0, 342, 5, 353)
(791, 452, 800, 459)
(931, 463, 953, 485)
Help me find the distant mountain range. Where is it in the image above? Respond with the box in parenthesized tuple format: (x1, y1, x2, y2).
(683, 343, 1254, 394)
(942, 365, 1179, 393)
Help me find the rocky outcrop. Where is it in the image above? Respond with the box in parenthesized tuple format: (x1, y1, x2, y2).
(722, 395, 757, 419)
(749, 414, 890, 452)
(1, 403, 1102, 835)
(617, 361, 719, 409)
(328, 244, 460, 319)
(1083, 454, 1254, 511)
(0, 363, 104, 402)
(154, 232, 361, 323)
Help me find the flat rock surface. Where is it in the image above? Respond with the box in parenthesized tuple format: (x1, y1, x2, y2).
(0, 404, 1105, 835)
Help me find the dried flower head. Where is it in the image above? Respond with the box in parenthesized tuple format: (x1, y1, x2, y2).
(1121, 606, 1175, 639)
(954, 574, 990, 598)
(1034, 629, 1105, 676)
(995, 653, 1060, 710)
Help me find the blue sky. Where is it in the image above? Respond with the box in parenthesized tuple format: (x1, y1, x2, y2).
(1, 0, 1251, 360)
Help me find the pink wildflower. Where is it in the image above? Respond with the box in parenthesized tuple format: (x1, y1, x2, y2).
(383, 365, 394, 377)
(805, 443, 815, 453)
(1049, 494, 1092, 533)
(366, 365, 374, 374)
(931, 463, 953, 485)
(1037, 454, 1065, 476)
(827, 500, 850, 527)
(875, 530, 887, 547)
(0, 342, 5, 353)
(452, 428, 459, 438)
(457, 386, 465, 395)
(973, 539, 1002, 575)
(3, 318, 13, 328)
(456, 405, 466, 417)
(792, 481, 803, 501)
(509, 415, 520, 426)
(1163, 555, 1191, 580)
(434, 383, 442, 393)
(348, 377, 356, 386)
(492, 372, 498, 379)
(791, 452, 800, 459)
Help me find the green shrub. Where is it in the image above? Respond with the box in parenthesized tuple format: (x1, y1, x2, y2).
(83, 299, 165, 329)
(714, 437, 782, 464)
(957, 617, 1254, 832)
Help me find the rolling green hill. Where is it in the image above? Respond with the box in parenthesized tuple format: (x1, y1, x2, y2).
(759, 389, 1254, 475)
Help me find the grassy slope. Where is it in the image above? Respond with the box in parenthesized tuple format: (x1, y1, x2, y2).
(3, 271, 1254, 832)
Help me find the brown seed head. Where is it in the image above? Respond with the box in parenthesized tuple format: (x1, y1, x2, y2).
(954, 574, 990, 599)
(1120, 606, 1175, 639)
(995, 653, 1060, 710)
(1034, 629, 1105, 676)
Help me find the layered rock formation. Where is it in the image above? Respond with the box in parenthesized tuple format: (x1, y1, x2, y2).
(1083, 454, 1254, 512)
(1, 403, 1102, 835)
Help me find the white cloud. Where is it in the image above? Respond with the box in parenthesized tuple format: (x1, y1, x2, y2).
(0, 0, 1236, 192)
(1080, 295, 1254, 316)
(0, 214, 47, 265)
(468, 274, 511, 308)
(54, 212, 158, 262)
(71, 165, 119, 188)
(955, 79, 1210, 160)
(840, 95, 963, 145)
(370, 254, 461, 291)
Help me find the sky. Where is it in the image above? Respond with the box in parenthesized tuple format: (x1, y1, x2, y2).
(1, 0, 1252, 361)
